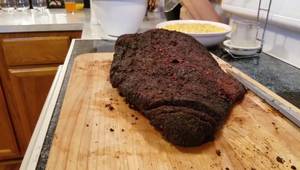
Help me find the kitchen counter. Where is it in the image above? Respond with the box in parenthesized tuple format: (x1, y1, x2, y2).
(0, 9, 165, 39)
(0, 9, 87, 33)
(16, 9, 300, 170)
(20, 39, 300, 170)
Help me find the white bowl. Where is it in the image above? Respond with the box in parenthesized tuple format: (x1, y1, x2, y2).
(93, 0, 147, 37)
(156, 20, 231, 47)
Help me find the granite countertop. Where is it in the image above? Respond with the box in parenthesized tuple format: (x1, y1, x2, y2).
(33, 40, 300, 169)
(212, 48, 300, 108)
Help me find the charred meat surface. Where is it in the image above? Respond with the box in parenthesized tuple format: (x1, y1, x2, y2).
(110, 29, 246, 146)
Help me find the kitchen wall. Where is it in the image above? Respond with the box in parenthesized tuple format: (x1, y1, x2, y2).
(222, 0, 300, 69)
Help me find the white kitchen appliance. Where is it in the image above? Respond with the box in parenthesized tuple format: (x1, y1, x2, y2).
(223, 0, 272, 57)
(91, 0, 147, 37)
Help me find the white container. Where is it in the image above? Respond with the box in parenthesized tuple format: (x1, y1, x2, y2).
(156, 20, 231, 46)
(231, 19, 258, 47)
(93, 0, 147, 37)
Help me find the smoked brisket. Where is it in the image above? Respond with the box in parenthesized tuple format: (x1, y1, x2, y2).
(110, 29, 246, 146)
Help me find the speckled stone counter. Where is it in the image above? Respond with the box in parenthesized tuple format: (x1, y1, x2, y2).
(36, 40, 300, 169)
(212, 49, 300, 107)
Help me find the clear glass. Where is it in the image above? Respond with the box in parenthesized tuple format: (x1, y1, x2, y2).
(32, 0, 47, 11)
(15, 0, 29, 11)
(0, 0, 16, 12)
(230, 19, 258, 47)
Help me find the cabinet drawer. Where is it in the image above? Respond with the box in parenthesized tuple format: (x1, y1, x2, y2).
(1, 36, 70, 66)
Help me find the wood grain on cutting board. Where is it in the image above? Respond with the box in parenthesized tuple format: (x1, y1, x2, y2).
(46, 53, 300, 170)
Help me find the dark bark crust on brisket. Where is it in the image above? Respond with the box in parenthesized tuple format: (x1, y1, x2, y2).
(110, 29, 246, 146)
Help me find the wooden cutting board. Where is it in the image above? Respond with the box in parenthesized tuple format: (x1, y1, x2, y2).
(46, 53, 300, 170)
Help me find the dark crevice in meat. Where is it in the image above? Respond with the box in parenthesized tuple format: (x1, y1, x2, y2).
(110, 29, 246, 146)
(146, 99, 226, 122)
(145, 106, 218, 129)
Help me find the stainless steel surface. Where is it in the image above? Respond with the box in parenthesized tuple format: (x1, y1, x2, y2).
(256, 0, 273, 52)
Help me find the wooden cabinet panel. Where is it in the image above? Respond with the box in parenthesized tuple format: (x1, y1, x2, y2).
(2, 36, 70, 66)
(0, 83, 19, 160)
(0, 161, 21, 170)
(0, 31, 81, 157)
(7, 66, 57, 151)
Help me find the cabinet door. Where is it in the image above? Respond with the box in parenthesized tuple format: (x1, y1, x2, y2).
(7, 66, 57, 153)
(0, 83, 20, 160)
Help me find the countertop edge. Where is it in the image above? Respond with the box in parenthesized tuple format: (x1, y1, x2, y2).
(0, 23, 83, 33)
(0, 9, 90, 33)
(20, 39, 77, 170)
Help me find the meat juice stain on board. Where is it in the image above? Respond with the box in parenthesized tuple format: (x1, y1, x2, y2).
(276, 156, 285, 164)
(105, 103, 114, 111)
(291, 165, 297, 170)
(216, 149, 221, 156)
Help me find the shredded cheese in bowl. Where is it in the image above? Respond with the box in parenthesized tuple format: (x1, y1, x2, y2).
(162, 23, 226, 33)
(156, 20, 231, 46)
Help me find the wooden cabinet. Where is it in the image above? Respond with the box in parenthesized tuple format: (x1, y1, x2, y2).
(7, 66, 57, 147)
(0, 83, 19, 160)
(0, 31, 81, 161)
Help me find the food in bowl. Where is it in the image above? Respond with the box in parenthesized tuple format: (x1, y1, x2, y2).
(156, 20, 231, 46)
(161, 23, 226, 33)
